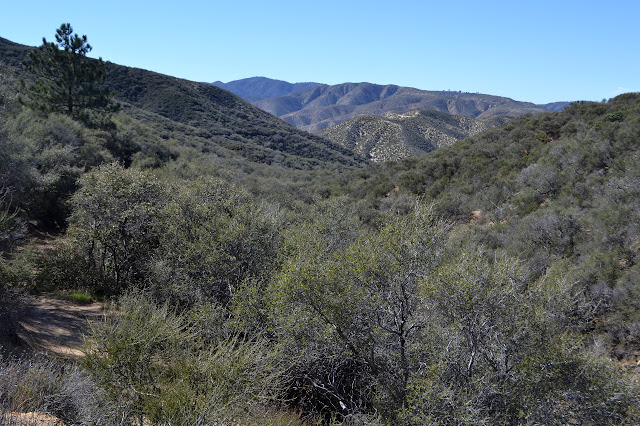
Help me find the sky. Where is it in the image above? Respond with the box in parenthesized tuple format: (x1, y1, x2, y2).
(1, 0, 638, 104)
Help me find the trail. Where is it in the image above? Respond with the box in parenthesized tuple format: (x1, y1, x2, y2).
(14, 296, 104, 358)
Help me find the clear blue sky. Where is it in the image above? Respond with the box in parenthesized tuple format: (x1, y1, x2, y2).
(1, 0, 638, 104)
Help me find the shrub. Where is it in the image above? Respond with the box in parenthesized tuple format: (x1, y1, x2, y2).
(150, 177, 283, 312)
(0, 355, 118, 424)
(0, 189, 27, 255)
(84, 290, 286, 424)
(55, 163, 165, 293)
(401, 251, 640, 425)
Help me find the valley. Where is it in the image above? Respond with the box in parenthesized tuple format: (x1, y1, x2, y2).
(1, 27, 639, 425)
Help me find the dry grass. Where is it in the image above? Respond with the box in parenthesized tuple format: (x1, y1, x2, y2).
(0, 355, 118, 425)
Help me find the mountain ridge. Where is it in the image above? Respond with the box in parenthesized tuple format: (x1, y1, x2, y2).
(211, 77, 325, 102)
(258, 82, 555, 132)
(214, 77, 571, 133)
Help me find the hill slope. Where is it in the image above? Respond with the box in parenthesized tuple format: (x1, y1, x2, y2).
(251, 82, 552, 132)
(345, 93, 640, 352)
(1, 36, 362, 172)
(104, 65, 362, 169)
(318, 109, 508, 162)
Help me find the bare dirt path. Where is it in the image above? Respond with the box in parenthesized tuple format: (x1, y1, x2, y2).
(14, 296, 104, 358)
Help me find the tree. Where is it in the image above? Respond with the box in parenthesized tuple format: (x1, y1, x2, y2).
(21, 23, 118, 123)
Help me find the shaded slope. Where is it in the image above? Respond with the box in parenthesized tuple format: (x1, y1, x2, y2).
(0, 36, 27, 68)
(540, 101, 571, 112)
(104, 64, 362, 168)
(319, 109, 508, 162)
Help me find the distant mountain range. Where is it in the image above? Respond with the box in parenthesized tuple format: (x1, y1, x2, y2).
(211, 77, 324, 103)
(212, 77, 570, 133)
(318, 110, 508, 162)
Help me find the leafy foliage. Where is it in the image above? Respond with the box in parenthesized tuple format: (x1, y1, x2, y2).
(346, 95, 640, 343)
(402, 251, 639, 424)
(151, 177, 283, 309)
(268, 200, 640, 422)
(39, 163, 164, 293)
(272, 201, 447, 412)
(0, 188, 26, 255)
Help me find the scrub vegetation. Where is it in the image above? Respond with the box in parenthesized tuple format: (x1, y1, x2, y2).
(1, 25, 640, 424)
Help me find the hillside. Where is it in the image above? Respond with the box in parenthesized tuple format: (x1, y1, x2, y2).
(344, 93, 640, 356)
(318, 109, 508, 162)
(249, 81, 555, 132)
(104, 65, 362, 169)
(211, 77, 324, 102)
(540, 101, 571, 112)
(0, 37, 25, 68)
(1, 36, 363, 173)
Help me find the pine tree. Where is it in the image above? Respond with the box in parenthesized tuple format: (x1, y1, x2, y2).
(21, 23, 119, 123)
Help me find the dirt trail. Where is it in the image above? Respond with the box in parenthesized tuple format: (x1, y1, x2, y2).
(14, 296, 104, 358)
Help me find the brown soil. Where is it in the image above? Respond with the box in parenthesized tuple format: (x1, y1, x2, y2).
(13, 295, 104, 358)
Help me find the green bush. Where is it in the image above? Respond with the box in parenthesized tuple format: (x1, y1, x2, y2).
(151, 177, 283, 309)
(60, 163, 165, 293)
(0, 190, 26, 255)
(84, 290, 286, 424)
(401, 251, 640, 424)
(270, 200, 448, 420)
